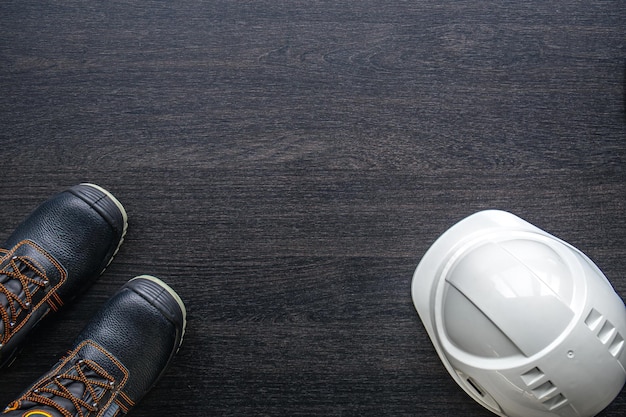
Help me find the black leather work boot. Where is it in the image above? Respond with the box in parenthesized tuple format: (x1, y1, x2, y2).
(0, 183, 127, 368)
(3, 275, 186, 417)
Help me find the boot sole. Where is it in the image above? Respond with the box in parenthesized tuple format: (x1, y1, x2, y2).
(129, 275, 187, 351)
(79, 183, 129, 272)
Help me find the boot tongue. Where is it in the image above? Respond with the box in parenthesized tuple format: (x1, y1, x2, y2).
(0, 241, 64, 340)
(55, 362, 110, 413)
(0, 262, 26, 338)
(62, 364, 110, 412)
(0, 258, 39, 339)
(5, 341, 127, 417)
(5, 362, 110, 417)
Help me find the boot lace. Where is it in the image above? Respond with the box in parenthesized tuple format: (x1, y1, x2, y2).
(6, 358, 116, 417)
(0, 249, 49, 345)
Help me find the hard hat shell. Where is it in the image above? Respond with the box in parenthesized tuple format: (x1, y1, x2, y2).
(411, 210, 626, 417)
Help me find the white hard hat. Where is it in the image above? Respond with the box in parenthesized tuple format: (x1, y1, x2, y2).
(411, 210, 626, 417)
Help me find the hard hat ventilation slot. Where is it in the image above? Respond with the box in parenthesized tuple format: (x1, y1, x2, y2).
(609, 333, 625, 358)
(521, 367, 570, 411)
(543, 393, 568, 411)
(532, 381, 558, 400)
(465, 377, 485, 397)
(598, 321, 616, 344)
(584, 308, 603, 330)
(455, 370, 503, 413)
(585, 309, 624, 358)
(520, 367, 544, 386)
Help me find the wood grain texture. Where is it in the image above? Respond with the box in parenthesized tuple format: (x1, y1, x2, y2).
(0, 1, 625, 416)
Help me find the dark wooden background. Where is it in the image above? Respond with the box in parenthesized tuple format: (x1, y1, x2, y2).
(1, 1, 625, 416)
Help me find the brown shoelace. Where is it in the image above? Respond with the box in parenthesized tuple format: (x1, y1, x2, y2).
(6, 358, 116, 417)
(0, 250, 49, 346)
